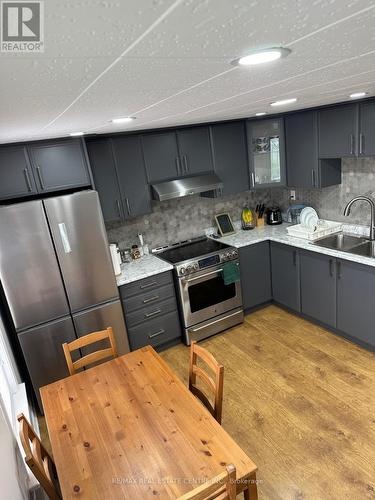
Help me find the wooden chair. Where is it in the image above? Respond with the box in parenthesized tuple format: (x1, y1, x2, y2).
(62, 326, 117, 376)
(189, 341, 224, 424)
(17, 413, 61, 500)
(179, 464, 236, 500)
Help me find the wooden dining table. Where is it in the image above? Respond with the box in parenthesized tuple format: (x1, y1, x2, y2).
(40, 345, 258, 499)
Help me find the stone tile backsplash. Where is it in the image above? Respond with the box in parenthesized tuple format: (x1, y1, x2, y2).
(106, 190, 271, 249)
(107, 157, 375, 249)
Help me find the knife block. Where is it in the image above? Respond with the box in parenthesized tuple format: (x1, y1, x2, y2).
(257, 216, 265, 227)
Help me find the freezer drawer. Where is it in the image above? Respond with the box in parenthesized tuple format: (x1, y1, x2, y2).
(73, 300, 130, 356)
(44, 191, 119, 312)
(18, 316, 77, 411)
(0, 201, 69, 331)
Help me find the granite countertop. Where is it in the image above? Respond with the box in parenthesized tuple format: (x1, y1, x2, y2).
(217, 223, 375, 268)
(116, 254, 173, 286)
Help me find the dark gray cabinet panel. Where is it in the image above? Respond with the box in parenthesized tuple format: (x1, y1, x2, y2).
(18, 317, 77, 410)
(270, 242, 300, 312)
(112, 135, 151, 219)
(318, 104, 358, 158)
(119, 271, 173, 299)
(210, 122, 249, 195)
(285, 111, 341, 188)
(142, 132, 179, 182)
(86, 139, 123, 222)
(29, 139, 91, 192)
(176, 127, 213, 176)
(337, 259, 375, 348)
(127, 310, 181, 351)
(359, 101, 375, 156)
(239, 242, 271, 310)
(0, 145, 37, 200)
(300, 250, 336, 328)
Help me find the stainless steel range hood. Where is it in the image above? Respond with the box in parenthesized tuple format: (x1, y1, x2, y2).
(151, 173, 223, 201)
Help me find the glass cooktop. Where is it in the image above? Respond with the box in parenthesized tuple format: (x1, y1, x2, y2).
(157, 237, 229, 264)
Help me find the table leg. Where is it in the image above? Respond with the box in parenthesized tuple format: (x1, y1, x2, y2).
(243, 472, 258, 500)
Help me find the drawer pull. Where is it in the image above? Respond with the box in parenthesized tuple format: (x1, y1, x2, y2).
(145, 308, 162, 318)
(140, 281, 157, 289)
(143, 295, 159, 304)
(148, 329, 165, 339)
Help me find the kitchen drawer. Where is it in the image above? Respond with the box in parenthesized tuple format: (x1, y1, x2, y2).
(125, 297, 177, 329)
(119, 271, 173, 299)
(122, 283, 175, 314)
(127, 311, 181, 350)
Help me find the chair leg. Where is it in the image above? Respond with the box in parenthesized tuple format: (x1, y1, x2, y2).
(243, 472, 258, 500)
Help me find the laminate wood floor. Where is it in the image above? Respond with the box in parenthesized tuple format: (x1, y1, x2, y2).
(160, 305, 375, 500)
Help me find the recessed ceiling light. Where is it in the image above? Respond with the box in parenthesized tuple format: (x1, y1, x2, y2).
(111, 116, 136, 124)
(349, 92, 367, 99)
(270, 98, 297, 107)
(232, 47, 291, 66)
(255, 112, 267, 116)
(69, 131, 84, 136)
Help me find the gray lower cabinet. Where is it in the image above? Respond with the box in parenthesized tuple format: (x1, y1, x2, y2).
(318, 104, 358, 158)
(270, 242, 300, 312)
(336, 259, 375, 348)
(18, 316, 77, 410)
(142, 131, 180, 183)
(120, 271, 181, 351)
(239, 241, 271, 310)
(28, 139, 91, 192)
(0, 145, 37, 200)
(285, 111, 341, 188)
(359, 101, 375, 156)
(300, 250, 336, 328)
(176, 126, 213, 176)
(112, 135, 151, 219)
(210, 122, 249, 195)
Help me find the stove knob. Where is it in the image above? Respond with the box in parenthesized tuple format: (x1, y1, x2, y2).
(186, 265, 194, 274)
(193, 263, 199, 272)
(225, 252, 231, 260)
(179, 267, 186, 276)
(230, 250, 238, 259)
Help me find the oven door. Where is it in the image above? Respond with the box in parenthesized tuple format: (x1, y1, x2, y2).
(177, 263, 243, 327)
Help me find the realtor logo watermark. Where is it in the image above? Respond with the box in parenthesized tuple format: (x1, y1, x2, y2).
(1, 1, 44, 52)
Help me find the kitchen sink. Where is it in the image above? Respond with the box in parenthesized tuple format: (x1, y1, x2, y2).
(313, 233, 367, 251)
(349, 241, 375, 258)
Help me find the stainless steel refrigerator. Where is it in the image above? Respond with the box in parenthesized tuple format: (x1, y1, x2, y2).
(0, 190, 129, 410)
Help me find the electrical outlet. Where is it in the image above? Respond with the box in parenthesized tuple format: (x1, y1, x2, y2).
(290, 190, 296, 201)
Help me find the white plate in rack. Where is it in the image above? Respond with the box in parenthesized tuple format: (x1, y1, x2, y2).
(300, 207, 319, 228)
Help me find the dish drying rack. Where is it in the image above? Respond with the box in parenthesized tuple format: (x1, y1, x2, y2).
(286, 220, 342, 241)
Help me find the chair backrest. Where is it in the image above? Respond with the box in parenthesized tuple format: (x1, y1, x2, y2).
(178, 464, 236, 500)
(17, 413, 61, 500)
(189, 341, 224, 424)
(62, 326, 117, 375)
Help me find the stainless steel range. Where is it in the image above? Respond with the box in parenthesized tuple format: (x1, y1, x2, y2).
(154, 237, 243, 344)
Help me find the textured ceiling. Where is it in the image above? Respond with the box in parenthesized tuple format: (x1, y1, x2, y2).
(1, 0, 375, 144)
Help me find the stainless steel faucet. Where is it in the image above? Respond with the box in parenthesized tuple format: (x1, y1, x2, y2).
(343, 195, 375, 240)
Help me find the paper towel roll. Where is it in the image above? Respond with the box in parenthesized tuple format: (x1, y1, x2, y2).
(109, 244, 122, 276)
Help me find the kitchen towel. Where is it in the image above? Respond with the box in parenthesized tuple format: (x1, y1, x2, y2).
(222, 261, 240, 285)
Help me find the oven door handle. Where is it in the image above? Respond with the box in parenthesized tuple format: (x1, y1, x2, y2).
(182, 268, 223, 283)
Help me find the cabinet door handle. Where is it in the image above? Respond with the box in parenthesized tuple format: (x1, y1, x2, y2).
(143, 295, 159, 304)
(116, 200, 123, 219)
(359, 133, 364, 155)
(148, 328, 165, 339)
(329, 259, 334, 277)
(337, 261, 342, 280)
(36, 166, 45, 190)
(23, 168, 32, 192)
(311, 170, 316, 188)
(140, 281, 157, 289)
(251, 172, 255, 188)
(183, 155, 188, 173)
(349, 134, 355, 155)
(175, 157, 181, 176)
(145, 308, 162, 318)
(126, 198, 131, 215)
(292, 250, 297, 266)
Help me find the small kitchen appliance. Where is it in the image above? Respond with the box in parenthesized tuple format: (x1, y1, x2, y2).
(266, 206, 282, 225)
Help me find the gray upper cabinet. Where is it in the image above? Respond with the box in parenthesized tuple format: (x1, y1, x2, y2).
(358, 101, 375, 156)
(300, 250, 336, 328)
(318, 104, 358, 158)
(286, 111, 341, 188)
(247, 117, 286, 189)
(210, 122, 249, 195)
(270, 242, 300, 312)
(86, 139, 123, 222)
(239, 241, 271, 311)
(0, 145, 37, 200)
(337, 259, 375, 348)
(176, 127, 213, 176)
(142, 131, 180, 183)
(28, 139, 91, 193)
(112, 135, 151, 219)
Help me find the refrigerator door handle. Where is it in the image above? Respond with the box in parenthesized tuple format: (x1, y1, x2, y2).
(58, 223, 72, 254)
